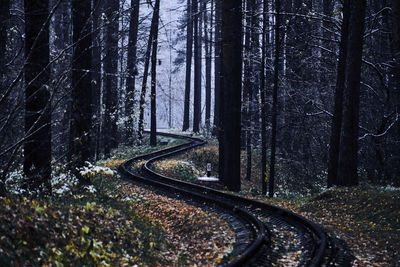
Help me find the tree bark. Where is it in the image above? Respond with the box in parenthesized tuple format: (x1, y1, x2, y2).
(0, 0, 10, 80)
(327, 0, 350, 187)
(150, 0, 160, 146)
(337, 0, 367, 186)
(193, 0, 202, 133)
(219, 0, 242, 191)
(261, 0, 268, 195)
(24, 0, 52, 194)
(242, 0, 251, 150)
(204, 0, 212, 132)
(103, 0, 119, 156)
(125, 0, 140, 144)
(269, 0, 281, 198)
(138, 0, 160, 142)
(213, 0, 222, 135)
(183, 0, 193, 131)
(70, 0, 93, 182)
(91, 0, 103, 159)
(392, 0, 400, 128)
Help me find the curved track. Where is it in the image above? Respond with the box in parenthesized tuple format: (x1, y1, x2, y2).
(118, 132, 336, 266)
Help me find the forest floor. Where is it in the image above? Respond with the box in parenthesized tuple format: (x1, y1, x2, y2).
(155, 140, 400, 267)
(261, 187, 400, 267)
(0, 136, 234, 266)
(2, 135, 399, 266)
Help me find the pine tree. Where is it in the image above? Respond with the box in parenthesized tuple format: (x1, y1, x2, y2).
(125, 0, 140, 144)
(23, 0, 52, 194)
(70, 0, 93, 182)
(103, 0, 119, 156)
(193, 0, 202, 133)
(269, 0, 281, 198)
(183, 0, 193, 132)
(150, 0, 161, 146)
(138, 0, 161, 142)
(213, 0, 222, 135)
(219, 0, 242, 191)
(337, 0, 367, 186)
(327, 0, 350, 187)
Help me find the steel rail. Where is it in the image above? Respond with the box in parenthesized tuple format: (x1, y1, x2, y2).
(119, 131, 329, 266)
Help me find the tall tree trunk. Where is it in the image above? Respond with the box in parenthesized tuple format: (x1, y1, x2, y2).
(261, 0, 268, 195)
(392, 0, 400, 132)
(213, 0, 222, 135)
(193, 0, 202, 133)
(242, 0, 251, 150)
(0, 0, 10, 194)
(150, 0, 160, 146)
(219, 0, 242, 191)
(125, 0, 140, 144)
(245, 0, 259, 181)
(70, 0, 93, 182)
(393, 0, 400, 70)
(269, 0, 281, 198)
(92, 0, 103, 159)
(0, 0, 10, 80)
(204, 0, 212, 132)
(337, 0, 367, 186)
(138, 0, 160, 142)
(24, 0, 52, 194)
(183, 0, 193, 131)
(103, 0, 119, 156)
(327, 0, 350, 187)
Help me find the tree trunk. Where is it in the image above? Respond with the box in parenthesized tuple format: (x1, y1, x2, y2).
(337, 0, 367, 186)
(242, 0, 251, 150)
(392, 0, 400, 127)
(103, 0, 119, 156)
(0, 0, 10, 80)
(213, 0, 222, 135)
(327, 0, 350, 187)
(125, 0, 140, 144)
(261, 0, 268, 195)
(0, 0, 10, 195)
(183, 0, 193, 131)
(269, 0, 281, 198)
(193, 0, 202, 133)
(138, 0, 160, 142)
(91, 0, 103, 159)
(150, 0, 160, 146)
(24, 0, 52, 195)
(204, 0, 212, 132)
(70, 0, 92, 182)
(219, 0, 242, 191)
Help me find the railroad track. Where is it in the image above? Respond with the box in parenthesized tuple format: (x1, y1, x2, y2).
(118, 132, 345, 266)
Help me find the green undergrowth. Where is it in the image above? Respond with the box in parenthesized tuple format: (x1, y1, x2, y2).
(0, 174, 167, 266)
(99, 135, 187, 168)
(0, 136, 181, 266)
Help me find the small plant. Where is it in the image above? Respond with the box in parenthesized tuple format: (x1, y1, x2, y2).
(188, 146, 219, 176)
(153, 160, 199, 181)
(174, 164, 197, 181)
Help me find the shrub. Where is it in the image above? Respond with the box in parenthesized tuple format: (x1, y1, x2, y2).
(188, 146, 219, 176)
(153, 160, 199, 181)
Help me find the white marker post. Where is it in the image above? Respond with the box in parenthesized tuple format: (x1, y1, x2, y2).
(206, 163, 212, 177)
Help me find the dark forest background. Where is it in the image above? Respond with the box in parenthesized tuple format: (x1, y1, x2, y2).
(0, 0, 399, 196)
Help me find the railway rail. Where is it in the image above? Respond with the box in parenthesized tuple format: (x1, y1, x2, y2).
(118, 132, 345, 266)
